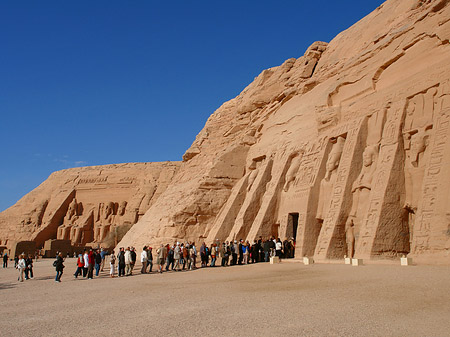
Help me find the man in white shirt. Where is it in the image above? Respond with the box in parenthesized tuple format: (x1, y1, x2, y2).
(140, 246, 148, 274)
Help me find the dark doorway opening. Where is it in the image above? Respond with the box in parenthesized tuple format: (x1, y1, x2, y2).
(287, 213, 299, 241)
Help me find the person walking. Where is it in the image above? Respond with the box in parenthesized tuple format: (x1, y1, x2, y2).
(54, 252, 65, 282)
(16, 254, 26, 282)
(109, 250, 116, 278)
(3, 252, 8, 268)
(74, 253, 84, 278)
(141, 246, 148, 274)
(25, 254, 34, 279)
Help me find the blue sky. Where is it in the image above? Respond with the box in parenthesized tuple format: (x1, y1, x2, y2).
(0, 0, 384, 212)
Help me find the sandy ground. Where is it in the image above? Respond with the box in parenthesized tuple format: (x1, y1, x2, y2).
(0, 258, 449, 337)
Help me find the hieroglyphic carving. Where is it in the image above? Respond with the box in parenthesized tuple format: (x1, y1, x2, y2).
(403, 86, 437, 250)
(413, 109, 450, 253)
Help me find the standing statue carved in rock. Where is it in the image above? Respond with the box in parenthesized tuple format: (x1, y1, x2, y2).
(316, 136, 345, 221)
(348, 144, 379, 235)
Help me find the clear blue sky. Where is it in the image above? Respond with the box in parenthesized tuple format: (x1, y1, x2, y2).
(0, 0, 384, 212)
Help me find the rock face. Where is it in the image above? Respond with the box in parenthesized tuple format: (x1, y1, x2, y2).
(2, 0, 450, 263)
(0, 162, 180, 249)
(118, 0, 450, 263)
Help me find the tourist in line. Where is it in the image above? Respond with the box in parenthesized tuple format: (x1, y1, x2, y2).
(173, 243, 181, 271)
(118, 248, 125, 277)
(200, 242, 207, 268)
(275, 238, 282, 258)
(157, 244, 166, 273)
(125, 247, 132, 276)
(109, 250, 116, 277)
(179, 243, 185, 270)
(16, 254, 26, 282)
(3, 252, 8, 268)
(238, 240, 244, 265)
(74, 253, 84, 278)
(189, 242, 197, 270)
(25, 254, 34, 279)
(182, 244, 189, 270)
(146, 247, 153, 273)
(130, 247, 136, 274)
(242, 241, 249, 265)
(141, 246, 148, 274)
(83, 250, 89, 277)
(14, 255, 19, 268)
(166, 245, 174, 271)
(54, 252, 65, 282)
(210, 243, 216, 267)
(100, 248, 107, 272)
(87, 249, 95, 279)
(95, 249, 102, 276)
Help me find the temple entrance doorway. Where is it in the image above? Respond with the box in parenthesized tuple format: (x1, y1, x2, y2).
(287, 213, 299, 241)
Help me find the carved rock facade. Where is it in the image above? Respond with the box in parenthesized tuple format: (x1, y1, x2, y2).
(2, 0, 450, 263)
(118, 0, 450, 263)
(0, 162, 180, 249)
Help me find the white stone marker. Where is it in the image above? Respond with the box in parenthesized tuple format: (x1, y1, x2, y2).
(344, 257, 352, 265)
(352, 258, 363, 266)
(303, 257, 314, 265)
(400, 257, 412, 266)
(270, 256, 280, 264)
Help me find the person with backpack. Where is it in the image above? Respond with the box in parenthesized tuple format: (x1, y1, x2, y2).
(156, 244, 166, 274)
(54, 252, 65, 282)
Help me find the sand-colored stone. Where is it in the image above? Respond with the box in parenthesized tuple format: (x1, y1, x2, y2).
(2, 0, 450, 264)
(0, 162, 180, 250)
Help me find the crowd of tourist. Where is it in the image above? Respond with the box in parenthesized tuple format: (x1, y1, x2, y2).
(3, 237, 295, 283)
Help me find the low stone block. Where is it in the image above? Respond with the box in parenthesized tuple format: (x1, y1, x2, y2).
(344, 257, 352, 265)
(303, 257, 314, 265)
(400, 257, 413, 266)
(352, 258, 363, 266)
(270, 256, 280, 264)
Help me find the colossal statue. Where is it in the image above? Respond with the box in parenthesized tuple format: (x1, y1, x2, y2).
(316, 136, 345, 221)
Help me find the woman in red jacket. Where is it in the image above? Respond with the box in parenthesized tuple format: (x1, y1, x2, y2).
(74, 253, 84, 278)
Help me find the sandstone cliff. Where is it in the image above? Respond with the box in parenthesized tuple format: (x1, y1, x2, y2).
(118, 0, 450, 263)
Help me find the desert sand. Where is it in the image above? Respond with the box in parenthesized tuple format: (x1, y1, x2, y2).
(1, 258, 449, 337)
